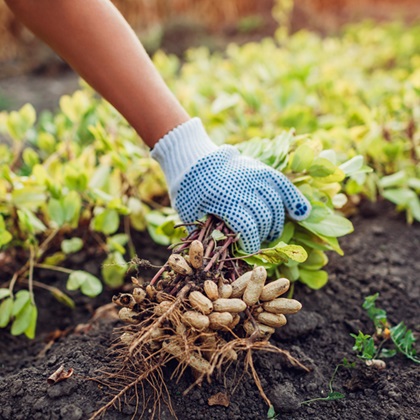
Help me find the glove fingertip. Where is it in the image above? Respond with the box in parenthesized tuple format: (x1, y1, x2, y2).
(289, 199, 311, 221)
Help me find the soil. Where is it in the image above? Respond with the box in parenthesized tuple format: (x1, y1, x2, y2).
(0, 200, 419, 420)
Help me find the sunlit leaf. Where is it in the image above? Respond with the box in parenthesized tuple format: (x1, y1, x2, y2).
(299, 269, 328, 289)
(61, 237, 84, 254)
(67, 270, 103, 297)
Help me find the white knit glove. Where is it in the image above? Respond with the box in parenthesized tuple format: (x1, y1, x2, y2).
(150, 118, 311, 253)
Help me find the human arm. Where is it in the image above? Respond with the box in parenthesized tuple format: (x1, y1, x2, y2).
(5, 0, 311, 252)
(4, 0, 189, 147)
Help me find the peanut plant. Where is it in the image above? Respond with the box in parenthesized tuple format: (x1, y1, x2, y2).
(2, 20, 419, 338)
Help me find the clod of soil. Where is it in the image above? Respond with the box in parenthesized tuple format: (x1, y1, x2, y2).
(0, 200, 419, 420)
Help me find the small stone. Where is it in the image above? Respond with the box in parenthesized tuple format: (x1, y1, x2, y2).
(47, 380, 77, 398)
(59, 404, 83, 420)
(268, 382, 300, 412)
(275, 311, 325, 340)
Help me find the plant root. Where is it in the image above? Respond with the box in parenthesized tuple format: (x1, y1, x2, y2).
(92, 215, 308, 419)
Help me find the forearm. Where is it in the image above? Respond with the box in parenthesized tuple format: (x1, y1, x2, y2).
(5, 0, 189, 147)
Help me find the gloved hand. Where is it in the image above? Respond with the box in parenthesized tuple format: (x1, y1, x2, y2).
(151, 118, 311, 253)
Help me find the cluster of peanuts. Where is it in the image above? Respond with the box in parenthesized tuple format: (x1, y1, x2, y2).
(112, 240, 302, 371)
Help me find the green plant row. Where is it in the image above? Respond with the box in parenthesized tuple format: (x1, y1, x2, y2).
(1, 20, 418, 338)
(155, 20, 420, 221)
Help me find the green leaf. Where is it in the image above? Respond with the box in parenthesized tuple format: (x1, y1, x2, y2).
(211, 230, 227, 242)
(382, 188, 416, 206)
(301, 249, 328, 270)
(61, 237, 84, 254)
(350, 331, 376, 360)
(379, 348, 397, 358)
(326, 392, 345, 401)
(339, 155, 363, 175)
(301, 213, 354, 238)
(50, 287, 75, 309)
(11, 301, 33, 336)
(267, 405, 276, 419)
(24, 304, 37, 339)
(63, 191, 81, 224)
(12, 290, 31, 316)
(390, 322, 420, 363)
(262, 243, 308, 263)
(43, 252, 66, 266)
(101, 252, 127, 288)
(291, 144, 315, 172)
(91, 208, 120, 235)
(379, 171, 407, 188)
(308, 157, 337, 177)
(0, 298, 13, 327)
(48, 198, 65, 227)
(0, 230, 12, 247)
(67, 270, 103, 297)
(0, 288, 11, 300)
(12, 187, 46, 209)
(107, 233, 128, 254)
(17, 209, 47, 235)
(299, 269, 328, 289)
(88, 164, 111, 189)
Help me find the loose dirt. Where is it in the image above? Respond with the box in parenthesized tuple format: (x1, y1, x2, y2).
(0, 200, 419, 420)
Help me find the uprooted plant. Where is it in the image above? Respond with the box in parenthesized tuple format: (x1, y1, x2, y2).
(90, 215, 310, 419)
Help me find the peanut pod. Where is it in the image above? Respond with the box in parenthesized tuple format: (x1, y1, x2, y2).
(243, 320, 275, 338)
(189, 240, 204, 269)
(154, 300, 173, 316)
(218, 279, 233, 299)
(112, 293, 136, 309)
(228, 313, 241, 329)
(120, 332, 135, 345)
(132, 287, 147, 304)
(213, 298, 246, 313)
(203, 280, 219, 301)
(146, 284, 156, 299)
(118, 307, 141, 324)
(231, 271, 253, 298)
(243, 267, 267, 306)
(208, 312, 233, 330)
(263, 298, 302, 314)
(168, 254, 193, 276)
(257, 312, 287, 328)
(182, 311, 210, 330)
(162, 341, 211, 374)
(259, 278, 290, 301)
(189, 291, 213, 315)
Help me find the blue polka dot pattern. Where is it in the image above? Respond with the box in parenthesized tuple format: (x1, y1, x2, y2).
(174, 145, 311, 253)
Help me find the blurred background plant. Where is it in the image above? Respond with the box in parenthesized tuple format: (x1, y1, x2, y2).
(0, 0, 418, 337)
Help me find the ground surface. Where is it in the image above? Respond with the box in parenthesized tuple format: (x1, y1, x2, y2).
(0, 200, 419, 420)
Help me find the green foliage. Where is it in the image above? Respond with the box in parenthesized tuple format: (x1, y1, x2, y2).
(155, 21, 419, 222)
(351, 294, 419, 363)
(0, 89, 162, 337)
(301, 358, 354, 406)
(2, 21, 419, 337)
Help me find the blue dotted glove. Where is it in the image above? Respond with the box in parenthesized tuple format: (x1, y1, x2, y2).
(151, 118, 311, 253)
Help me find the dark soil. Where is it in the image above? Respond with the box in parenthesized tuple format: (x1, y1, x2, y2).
(0, 200, 419, 420)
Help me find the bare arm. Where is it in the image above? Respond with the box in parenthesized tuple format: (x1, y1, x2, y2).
(5, 0, 190, 147)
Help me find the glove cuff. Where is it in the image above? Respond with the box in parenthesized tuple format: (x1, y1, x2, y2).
(150, 117, 218, 199)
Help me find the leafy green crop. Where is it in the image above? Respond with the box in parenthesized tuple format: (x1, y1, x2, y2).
(0, 90, 166, 337)
(351, 293, 419, 364)
(1, 19, 419, 337)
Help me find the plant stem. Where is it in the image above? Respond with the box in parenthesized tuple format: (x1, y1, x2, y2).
(34, 263, 74, 274)
(204, 237, 234, 272)
(150, 265, 167, 286)
(28, 245, 35, 305)
(8, 272, 18, 297)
